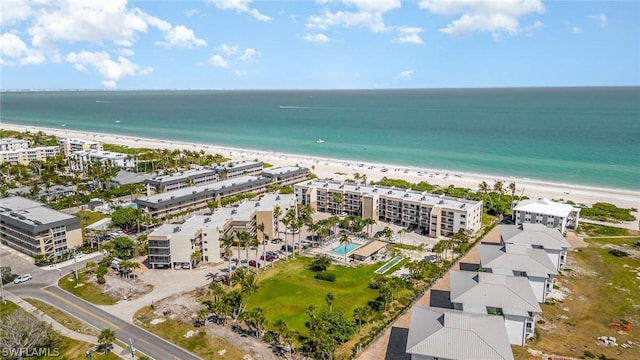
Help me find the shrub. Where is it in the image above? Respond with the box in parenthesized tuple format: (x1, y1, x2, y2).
(314, 272, 336, 282)
(583, 351, 595, 358)
(608, 249, 629, 257)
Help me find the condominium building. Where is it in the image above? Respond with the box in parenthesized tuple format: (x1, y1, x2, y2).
(0, 138, 30, 151)
(143, 168, 220, 196)
(0, 146, 60, 165)
(58, 138, 103, 156)
(147, 194, 296, 269)
(68, 150, 137, 171)
(0, 196, 82, 258)
(262, 166, 310, 187)
(500, 223, 571, 271)
(134, 175, 272, 219)
(215, 161, 263, 180)
(512, 198, 580, 233)
(294, 180, 483, 237)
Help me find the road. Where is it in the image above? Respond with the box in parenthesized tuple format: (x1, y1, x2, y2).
(2, 248, 200, 360)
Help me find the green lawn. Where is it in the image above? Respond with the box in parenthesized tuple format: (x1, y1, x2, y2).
(577, 223, 639, 237)
(75, 210, 110, 228)
(247, 257, 380, 334)
(58, 272, 118, 305)
(0, 300, 20, 316)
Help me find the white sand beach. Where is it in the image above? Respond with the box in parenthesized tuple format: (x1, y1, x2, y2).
(3, 123, 640, 220)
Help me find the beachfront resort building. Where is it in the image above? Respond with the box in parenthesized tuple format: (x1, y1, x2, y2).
(0, 138, 60, 165)
(68, 150, 137, 171)
(449, 270, 541, 346)
(147, 194, 296, 269)
(261, 166, 310, 187)
(294, 180, 483, 237)
(0, 196, 82, 258)
(134, 175, 272, 219)
(0, 138, 30, 151)
(144, 168, 220, 195)
(58, 138, 103, 156)
(406, 305, 514, 360)
(216, 161, 264, 180)
(512, 198, 580, 233)
(479, 243, 558, 303)
(500, 223, 571, 271)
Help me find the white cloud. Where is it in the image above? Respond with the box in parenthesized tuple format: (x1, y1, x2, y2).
(306, 0, 401, 32)
(1, 0, 34, 26)
(523, 20, 544, 37)
(209, 54, 229, 68)
(235, 70, 247, 76)
(303, 33, 331, 43)
(572, 26, 582, 34)
(156, 25, 207, 48)
(117, 48, 135, 56)
(239, 48, 260, 61)
(186, 9, 199, 17)
(394, 26, 423, 44)
(210, 0, 271, 22)
(399, 69, 413, 80)
(66, 50, 152, 88)
(419, 0, 544, 37)
(0, 32, 46, 66)
(217, 44, 240, 55)
(590, 13, 607, 28)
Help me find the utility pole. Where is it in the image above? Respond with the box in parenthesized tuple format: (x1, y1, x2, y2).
(128, 338, 136, 359)
(74, 250, 79, 279)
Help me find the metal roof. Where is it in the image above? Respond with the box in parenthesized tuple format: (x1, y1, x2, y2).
(450, 271, 541, 316)
(479, 243, 558, 278)
(513, 198, 574, 218)
(406, 305, 514, 360)
(501, 224, 570, 250)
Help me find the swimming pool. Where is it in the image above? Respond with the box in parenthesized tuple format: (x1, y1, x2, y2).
(331, 243, 360, 255)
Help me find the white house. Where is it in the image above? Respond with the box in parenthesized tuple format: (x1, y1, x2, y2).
(450, 270, 541, 346)
(501, 223, 571, 270)
(479, 243, 558, 303)
(406, 305, 514, 360)
(512, 198, 580, 233)
(68, 150, 137, 171)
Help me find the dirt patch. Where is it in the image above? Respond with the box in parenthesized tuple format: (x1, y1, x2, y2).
(150, 293, 203, 322)
(87, 273, 153, 301)
(565, 231, 587, 248)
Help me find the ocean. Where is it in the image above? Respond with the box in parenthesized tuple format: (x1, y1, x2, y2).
(1, 88, 638, 190)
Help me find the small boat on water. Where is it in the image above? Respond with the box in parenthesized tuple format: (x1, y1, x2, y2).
(115, 120, 121, 123)
(316, 139, 325, 144)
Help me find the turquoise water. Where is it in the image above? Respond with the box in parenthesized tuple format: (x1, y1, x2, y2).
(1, 88, 638, 190)
(332, 243, 360, 255)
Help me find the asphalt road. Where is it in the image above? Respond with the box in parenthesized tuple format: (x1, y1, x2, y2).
(2, 250, 200, 360)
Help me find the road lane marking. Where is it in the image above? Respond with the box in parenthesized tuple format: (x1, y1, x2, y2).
(41, 289, 120, 330)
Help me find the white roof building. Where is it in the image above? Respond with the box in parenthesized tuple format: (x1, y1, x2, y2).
(479, 243, 558, 303)
(501, 223, 571, 270)
(406, 305, 514, 360)
(450, 270, 541, 346)
(512, 198, 580, 232)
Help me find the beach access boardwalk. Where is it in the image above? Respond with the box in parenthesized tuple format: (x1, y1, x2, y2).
(356, 226, 503, 360)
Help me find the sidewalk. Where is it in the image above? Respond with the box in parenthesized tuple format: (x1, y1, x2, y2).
(4, 292, 130, 359)
(41, 251, 104, 271)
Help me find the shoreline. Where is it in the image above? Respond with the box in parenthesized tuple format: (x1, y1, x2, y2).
(3, 123, 640, 216)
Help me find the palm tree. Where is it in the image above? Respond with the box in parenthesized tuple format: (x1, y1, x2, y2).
(339, 233, 351, 266)
(257, 222, 267, 271)
(98, 328, 116, 351)
(494, 180, 504, 202)
(508, 182, 517, 212)
(234, 231, 246, 264)
(220, 233, 234, 276)
(398, 228, 407, 244)
(249, 235, 260, 272)
(362, 218, 376, 238)
(209, 281, 224, 302)
(273, 205, 282, 237)
(353, 306, 370, 328)
(325, 292, 335, 312)
(191, 251, 202, 269)
(478, 181, 492, 207)
(332, 193, 344, 214)
(382, 226, 393, 242)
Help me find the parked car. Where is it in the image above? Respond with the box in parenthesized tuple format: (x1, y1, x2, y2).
(14, 274, 32, 284)
(260, 255, 275, 262)
(281, 244, 294, 252)
(271, 238, 283, 244)
(248, 260, 262, 268)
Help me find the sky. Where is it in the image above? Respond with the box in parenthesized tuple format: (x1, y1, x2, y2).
(1, 0, 639, 90)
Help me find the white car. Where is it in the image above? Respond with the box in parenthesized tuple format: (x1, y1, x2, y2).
(14, 274, 33, 284)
